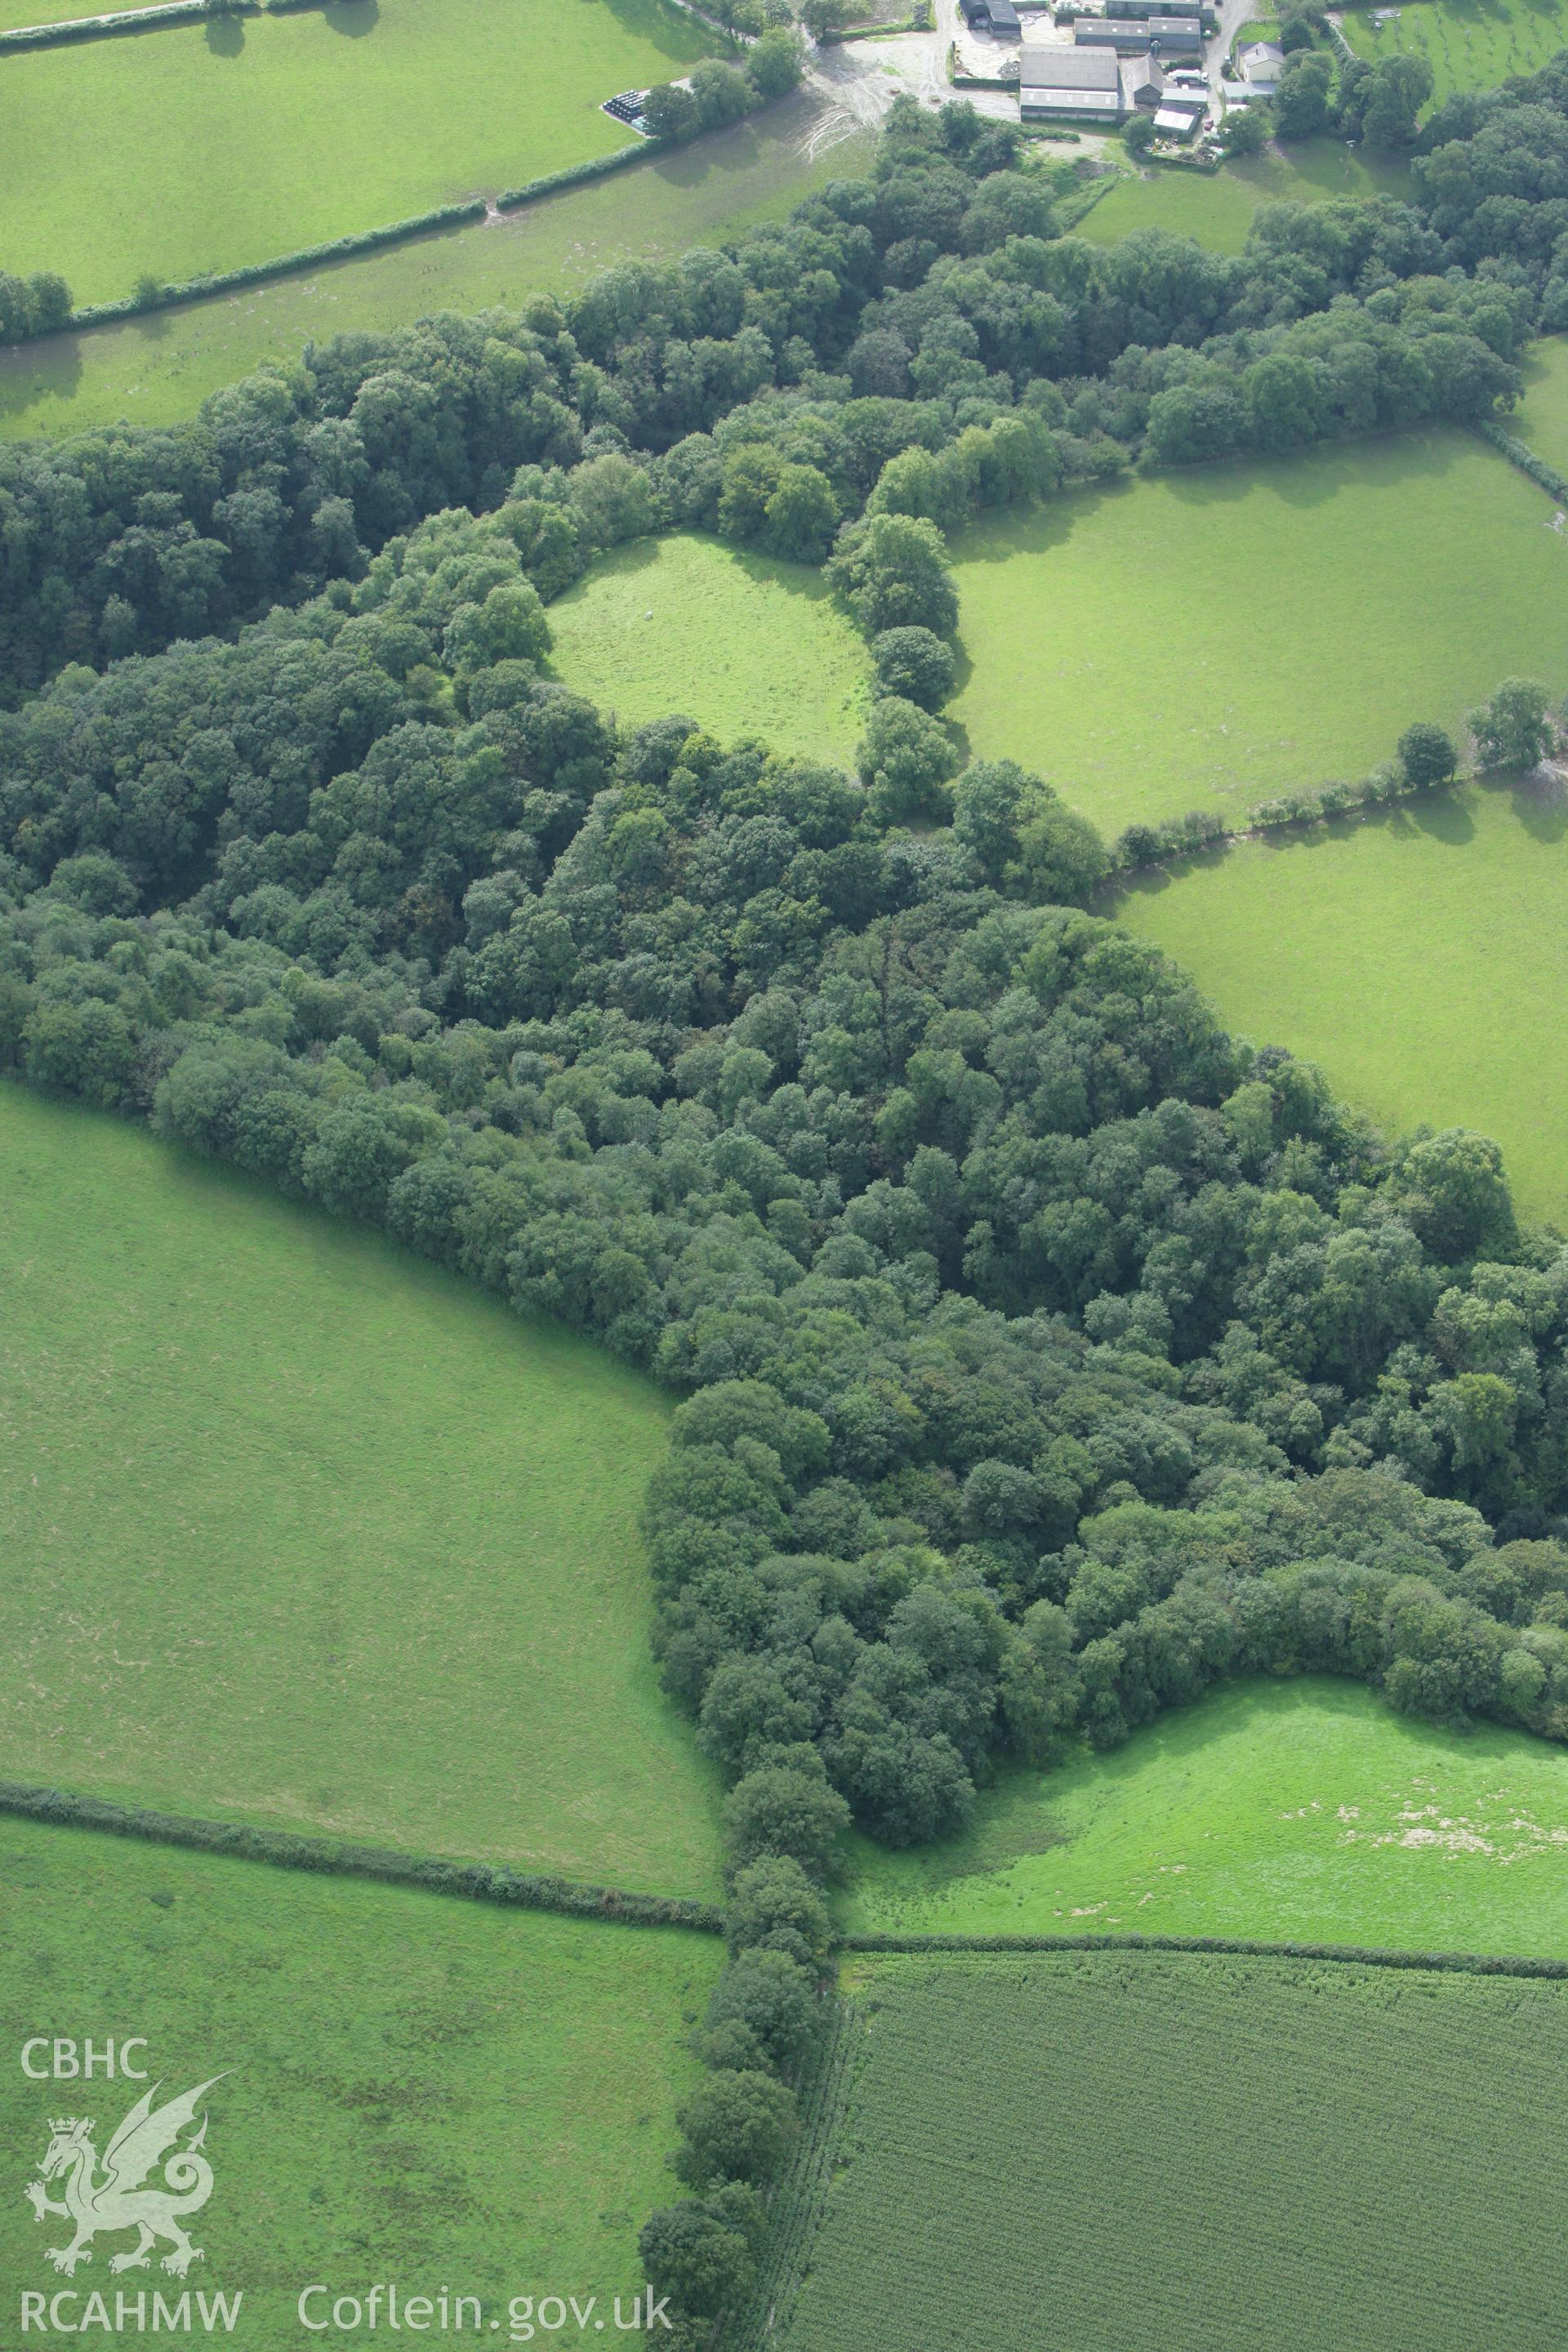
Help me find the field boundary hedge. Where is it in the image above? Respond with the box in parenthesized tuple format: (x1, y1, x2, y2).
(495, 141, 662, 212)
(64, 201, 490, 331)
(0, 0, 337, 51)
(36, 109, 828, 340)
(1474, 415, 1568, 502)
(726, 1998, 857, 2352)
(841, 1928, 1568, 1978)
(0, 1776, 725, 1931)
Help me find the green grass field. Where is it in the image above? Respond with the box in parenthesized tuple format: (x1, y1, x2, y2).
(0, 95, 868, 443)
(1078, 143, 1414, 256)
(1116, 777, 1568, 1227)
(1509, 331, 1568, 475)
(768, 1950, 1568, 2352)
(0, 0, 719, 306)
(1342, 0, 1568, 105)
(546, 532, 873, 764)
(0, 1084, 722, 1895)
(0, 0, 168, 27)
(947, 427, 1568, 834)
(0, 1815, 719, 2334)
(841, 1676, 1568, 1953)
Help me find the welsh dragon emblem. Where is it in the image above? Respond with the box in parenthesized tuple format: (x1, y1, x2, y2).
(25, 2077, 227, 2277)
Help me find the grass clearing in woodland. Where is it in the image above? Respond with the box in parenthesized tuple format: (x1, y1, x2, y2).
(0, 1815, 719, 2336)
(766, 1950, 1568, 2352)
(1114, 778, 1568, 1228)
(1076, 141, 1414, 255)
(947, 427, 1568, 834)
(546, 532, 874, 765)
(0, 1085, 723, 1897)
(842, 1676, 1568, 1953)
(1509, 331, 1568, 478)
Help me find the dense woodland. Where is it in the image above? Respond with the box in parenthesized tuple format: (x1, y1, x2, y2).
(9, 89, 1568, 2337)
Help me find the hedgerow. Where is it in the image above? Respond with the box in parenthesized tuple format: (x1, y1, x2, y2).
(65, 199, 488, 330)
(839, 1929, 1568, 1976)
(1473, 416, 1568, 502)
(0, 1779, 725, 1929)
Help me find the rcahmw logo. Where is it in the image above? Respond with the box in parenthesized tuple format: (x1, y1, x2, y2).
(19, 2040, 242, 2335)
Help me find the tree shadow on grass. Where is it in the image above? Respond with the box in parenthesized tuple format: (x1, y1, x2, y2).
(1106, 778, 1490, 914)
(203, 11, 244, 53)
(323, 0, 379, 34)
(0, 333, 83, 426)
(950, 476, 1129, 570)
(1504, 764, 1568, 843)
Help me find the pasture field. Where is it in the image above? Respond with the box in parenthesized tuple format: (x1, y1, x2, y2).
(1077, 142, 1414, 255)
(0, 1085, 723, 1896)
(0, 95, 868, 443)
(947, 427, 1568, 833)
(767, 1950, 1568, 2352)
(0, 0, 168, 26)
(1509, 330, 1568, 475)
(1342, 0, 1568, 105)
(1116, 778, 1568, 1227)
(546, 532, 873, 764)
(0, 1815, 719, 2332)
(841, 1676, 1568, 1953)
(0, 0, 719, 307)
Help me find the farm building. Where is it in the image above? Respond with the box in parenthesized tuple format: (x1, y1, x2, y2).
(1153, 87, 1205, 132)
(1075, 13, 1202, 51)
(1121, 49, 1166, 106)
(1018, 42, 1124, 116)
(1239, 36, 1285, 87)
(960, 0, 1022, 31)
(1076, 16, 1157, 44)
(1107, 0, 1216, 20)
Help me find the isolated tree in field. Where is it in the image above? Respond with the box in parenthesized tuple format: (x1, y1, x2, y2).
(871, 625, 956, 712)
(1275, 52, 1334, 139)
(1397, 721, 1459, 789)
(1468, 676, 1553, 771)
